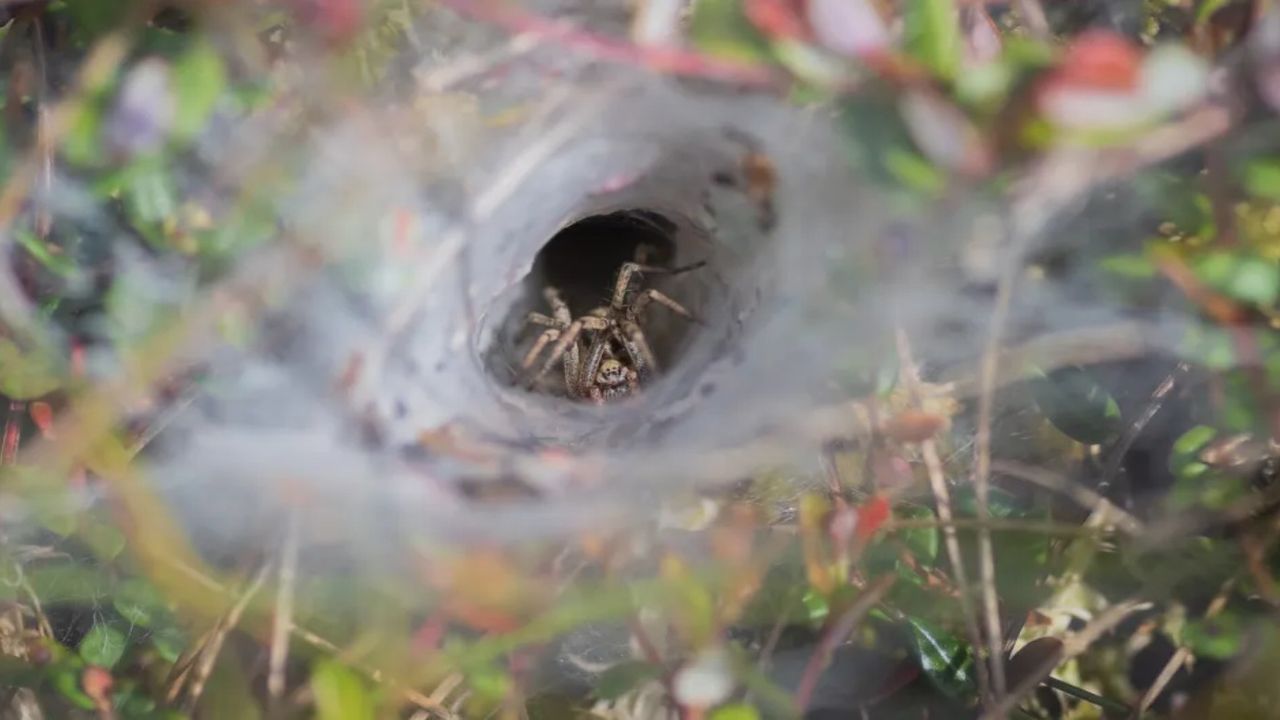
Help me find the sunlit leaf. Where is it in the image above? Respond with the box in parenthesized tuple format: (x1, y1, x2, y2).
(1184, 613, 1244, 659)
(171, 38, 227, 142)
(903, 0, 961, 79)
(79, 623, 127, 669)
(884, 146, 946, 195)
(1244, 159, 1280, 201)
(0, 338, 63, 399)
(709, 703, 761, 720)
(1194, 251, 1279, 308)
(467, 663, 513, 703)
(311, 660, 376, 720)
(122, 160, 177, 233)
(52, 664, 98, 710)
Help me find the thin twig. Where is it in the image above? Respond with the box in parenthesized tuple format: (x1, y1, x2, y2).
(18, 575, 54, 639)
(884, 517, 1110, 537)
(268, 513, 301, 714)
(992, 460, 1145, 536)
(176, 562, 273, 714)
(158, 552, 455, 718)
(1131, 579, 1234, 718)
(415, 33, 540, 92)
(974, 226, 1014, 705)
(1101, 364, 1189, 494)
(1042, 676, 1131, 715)
(794, 574, 897, 713)
(895, 328, 991, 701)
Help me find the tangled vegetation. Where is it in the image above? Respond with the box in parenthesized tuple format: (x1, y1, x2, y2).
(3, 0, 1280, 719)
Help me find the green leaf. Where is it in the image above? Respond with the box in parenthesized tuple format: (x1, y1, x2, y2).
(1170, 425, 1216, 484)
(113, 579, 165, 628)
(171, 39, 227, 142)
(1183, 613, 1244, 659)
(79, 622, 127, 669)
(688, 0, 773, 63)
(596, 660, 663, 701)
(25, 563, 110, 605)
(467, 664, 513, 703)
(884, 146, 946, 195)
(15, 228, 78, 278)
(907, 617, 973, 699)
(709, 703, 761, 720)
(1030, 365, 1123, 445)
(62, 95, 107, 167)
(1172, 425, 1216, 462)
(1228, 257, 1279, 307)
(151, 624, 188, 664)
(1244, 159, 1280, 201)
(51, 665, 98, 710)
(899, 507, 939, 565)
(62, 0, 125, 44)
(79, 518, 127, 561)
(801, 588, 830, 624)
(311, 660, 376, 720)
(0, 338, 63, 399)
(122, 160, 177, 232)
(903, 0, 961, 80)
(1100, 253, 1157, 279)
(1195, 251, 1280, 307)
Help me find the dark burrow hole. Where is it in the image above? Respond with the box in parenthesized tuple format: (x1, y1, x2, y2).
(491, 208, 706, 398)
(532, 209, 679, 312)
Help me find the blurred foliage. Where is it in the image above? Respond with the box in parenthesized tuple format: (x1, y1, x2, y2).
(1, 0, 1280, 718)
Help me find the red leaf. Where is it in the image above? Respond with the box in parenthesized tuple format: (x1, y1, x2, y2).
(81, 666, 114, 710)
(290, 0, 363, 46)
(745, 0, 811, 40)
(28, 401, 54, 439)
(1056, 29, 1142, 91)
(856, 494, 891, 540)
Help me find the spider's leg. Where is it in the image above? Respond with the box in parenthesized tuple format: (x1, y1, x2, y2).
(521, 328, 561, 373)
(633, 288, 701, 324)
(527, 319, 585, 389)
(617, 321, 659, 381)
(562, 331, 581, 395)
(524, 312, 561, 328)
(577, 329, 612, 398)
(611, 261, 708, 311)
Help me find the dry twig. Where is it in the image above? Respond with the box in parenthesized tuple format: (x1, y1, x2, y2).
(895, 328, 992, 700)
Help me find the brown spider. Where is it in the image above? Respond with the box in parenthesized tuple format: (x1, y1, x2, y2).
(519, 259, 704, 403)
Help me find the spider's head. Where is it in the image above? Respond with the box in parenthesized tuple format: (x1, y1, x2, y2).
(596, 358, 632, 388)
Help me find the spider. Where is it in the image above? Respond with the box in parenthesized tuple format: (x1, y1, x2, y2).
(519, 259, 704, 403)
